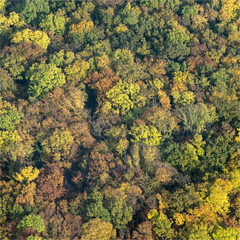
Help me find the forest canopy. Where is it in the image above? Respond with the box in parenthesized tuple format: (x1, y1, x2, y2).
(0, 0, 240, 239)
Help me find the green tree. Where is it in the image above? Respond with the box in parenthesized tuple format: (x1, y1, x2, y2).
(177, 103, 217, 134)
(17, 214, 45, 233)
(109, 199, 133, 229)
(148, 209, 173, 238)
(103, 80, 144, 115)
(113, 49, 134, 68)
(85, 189, 111, 222)
(0, 99, 23, 131)
(41, 128, 74, 161)
(26, 62, 65, 101)
(39, 11, 67, 35)
(212, 226, 240, 240)
(0, 42, 46, 80)
(186, 223, 211, 240)
(18, 0, 50, 24)
(165, 20, 190, 59)
(130, 123, 162, 146)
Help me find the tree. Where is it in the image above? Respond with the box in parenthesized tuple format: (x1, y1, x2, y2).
(36, 164, 67, 202)
(186, 223, 211, 240)
(0, 99, 23, 131)
(212, 226, 240, 240)
(85, 68, 120, 102)
(14, 166, 39, 184)
(41, 128, 74, 161)
(113, 48, 134, 68)
(165, 20, 190, 60)
(49, 50, 75, 68)
(26, 62, 65, 101)
(219, 0, 240, 22)
(132, 221, 154, 240)
(11, 29, 50, 50)
(0, 99, 27, 162)
(68, 20, 94, 44)
(39, 11, 67, 35)
(0, 42, 46, 80)
(206, 178, 233, 214)
(0, 68, 16, 93)
(171, 71, 195, 107)
(85, 188, 111, 222)
(143, 107, 177, 138)
(0, 0, 6, 14)
(18, 0, 50, 24)
(80, 218, 116, 240)
(120, 3, 140, 26)
(109, 199, 133, 229)
(129, 123, 162, 146)
(103, 80, 144, 115)
(0, 11, 25, 44)
(64, 59, 89, 83)
(177, 103, 217, 134)
(17, 214, 45, 233)
(148, 209, 173, 238)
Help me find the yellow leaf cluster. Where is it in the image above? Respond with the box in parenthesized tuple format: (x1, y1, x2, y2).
(0, 130, 22, 146)
(69, 20, 94, 35)
(0, 11, 24, 33)
(114, 24, 129, 33)
(173, 213, 185, 226)
(147, 209, 158, 221)
(14, 166, 40, 183)
(220, 0, 240, 22)
(235, 128, 240, 142)
(12, 29, 50, 49)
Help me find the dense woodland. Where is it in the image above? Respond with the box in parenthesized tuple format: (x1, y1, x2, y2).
(0, 0, 240, 239)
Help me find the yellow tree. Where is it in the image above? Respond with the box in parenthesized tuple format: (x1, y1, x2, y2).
(11, 29, 50, 49)
(80, 218, 116, 240)
(14, 166, 39, 184)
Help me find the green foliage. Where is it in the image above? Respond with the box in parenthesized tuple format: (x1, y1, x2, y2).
(186, 223, 211, 240)
(27, 62, 66, 101)
(109, 199, 133, 229)
(17, 214, 45, 233)
(203, 133, 238, 172)
(41, 128, 74, 161)
(113, 49, 134, 67)
(1, 0, 240, 239)
(18, 0, 50, 24)
(163, 140, 203, 172)
(212, 226, 240, 240)
(64, 59, 90, 82)
(165, 21, 191, 59)
(130, 123, 162, 146)
(177, 104, 217, 134)
(39, 12, 67, 35)
(148, 209, 173, 238)
(85, 189, 111, 222)
(49, 50, 75, 67)
(0, 100, 23, 131)
(120, 3, 140, 26)
(104, 80, 143, 115)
